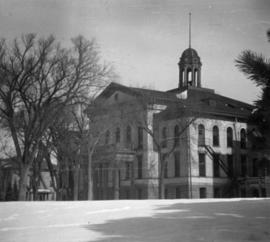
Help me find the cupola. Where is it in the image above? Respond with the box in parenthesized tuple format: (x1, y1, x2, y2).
(178, 13, 202, 89)
(178, 47, 202, 88)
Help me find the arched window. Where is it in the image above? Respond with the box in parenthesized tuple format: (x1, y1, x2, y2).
(116, 127, 120, 143)
(105, 130, 110, 145)
(213, 126, 219, 146)
(162, 127, 167, 148)
(240, 129, 246, 149)
(198, 124, 205, 146)
(126, 125, 131, 144)
(194, 69, 198, 86)
(187, 68, 192, 84)
(227, 127, 233, 147)
(174, 125, 180, 146)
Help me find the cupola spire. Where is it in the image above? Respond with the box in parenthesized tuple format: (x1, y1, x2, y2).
(189, 12, 191, 48)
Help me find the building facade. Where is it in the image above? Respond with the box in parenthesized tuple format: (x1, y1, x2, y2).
(86, 46, 270, 200)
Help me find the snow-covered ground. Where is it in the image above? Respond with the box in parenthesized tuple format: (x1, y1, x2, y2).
(0, 198, 270, 242)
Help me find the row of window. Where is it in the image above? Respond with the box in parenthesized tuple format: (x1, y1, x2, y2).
(94, 151, 180, 181)
(164, 186, 185, 199)
(104, 126, 143, 148)
(198, 153, 234, 177)
(127, 153, 181, 180)
(104, 124, 247, 150)
(130, 153, 258, 180)
(198, 125, 247, 148)
(104, 124, 182, 148)
(199, 187, 224, 198)
(94, 155, 266, 189)
(199, 153, 264, 178)
(164, 187, 206, 199)
(161, 124, 247, 149)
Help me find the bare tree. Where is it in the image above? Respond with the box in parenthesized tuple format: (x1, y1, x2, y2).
(44, 107, 79, 200)
(0, 34, 112, 200)
(126, 99, 197, 199)
(46, 101, 112, 201)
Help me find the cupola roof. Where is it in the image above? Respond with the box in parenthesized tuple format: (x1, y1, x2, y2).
(180, 47, 201, 64)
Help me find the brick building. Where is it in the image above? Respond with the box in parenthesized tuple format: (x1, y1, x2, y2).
(86, 46, 270, 200)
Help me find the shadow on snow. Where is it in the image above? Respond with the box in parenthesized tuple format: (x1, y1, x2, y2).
(83, 199, 270, 242)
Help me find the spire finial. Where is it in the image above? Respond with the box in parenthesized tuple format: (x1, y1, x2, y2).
(189, 12, 191, 48)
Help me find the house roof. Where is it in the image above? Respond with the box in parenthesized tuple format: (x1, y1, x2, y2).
(96, 82, 179, 104)
(95, 82, 254, 120)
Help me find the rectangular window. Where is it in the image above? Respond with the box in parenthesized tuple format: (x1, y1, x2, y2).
(116, 128, 120, 143)
(199, 153, 206, 177)
(198, 125, 205, 146)
(213, 153, 220, 177)
(138, 127, 143, 149)
(174, 152, 180, 177)
(252, 159, 258, 177)
(125, 162, 131, 180)
(227, 155, 234, 177)
(137, 155, 143, 179)
(199, 187, 206, 198)
(241, 155, 247, 177)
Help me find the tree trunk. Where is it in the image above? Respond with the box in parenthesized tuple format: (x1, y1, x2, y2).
(159, 172, 165, 199)
(73, 163, 79, 200)
(18, 164, 30, 201)
(46, 154, 59, 200)
(113, 168, 120, 200)
(158, 152, 165, 199)
(87, 151, 94, 200)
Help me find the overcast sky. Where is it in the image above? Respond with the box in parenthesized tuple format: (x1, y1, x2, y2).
(0, 0, 269, 103)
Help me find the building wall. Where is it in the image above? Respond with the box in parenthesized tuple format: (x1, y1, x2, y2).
(188, 118, 261, 198)
(92, 96, 164, 199)
(90, 90, 268, 200)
